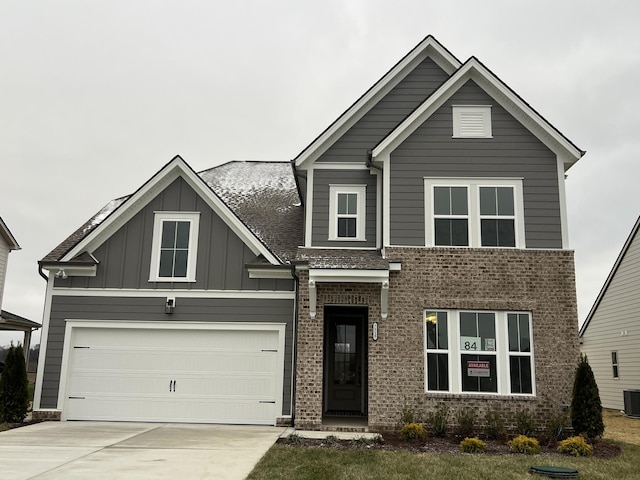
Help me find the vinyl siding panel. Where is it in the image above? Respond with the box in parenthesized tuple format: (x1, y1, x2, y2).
(581, 227, 640, 410)
(390, 80, 561, 248)
(318, 57, 449, 163)
(55, 177, 293, 292)
(40, 295, 295, 415)
(311, 169, 377, 247)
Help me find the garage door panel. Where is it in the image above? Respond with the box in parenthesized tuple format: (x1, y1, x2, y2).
(64, 326, 283, 425)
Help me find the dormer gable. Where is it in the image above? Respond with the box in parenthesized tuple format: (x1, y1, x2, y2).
(293, 35, 461, 170)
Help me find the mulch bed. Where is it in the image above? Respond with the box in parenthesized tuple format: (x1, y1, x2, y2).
(277, 433, 623, 458)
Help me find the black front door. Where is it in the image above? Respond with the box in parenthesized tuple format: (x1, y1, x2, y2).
(324, 306, 367, 415)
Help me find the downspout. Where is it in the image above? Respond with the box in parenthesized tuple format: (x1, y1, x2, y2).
(290, 265, 300, 427)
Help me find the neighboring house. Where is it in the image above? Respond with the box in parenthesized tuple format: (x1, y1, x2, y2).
(33, 36, 584, 431)
(580, 216, 640, 412)
(0, 216, 40, 366)
(0, 216, 21, 311)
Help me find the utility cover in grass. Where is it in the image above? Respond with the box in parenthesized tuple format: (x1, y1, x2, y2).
(529, 465, 579, 478)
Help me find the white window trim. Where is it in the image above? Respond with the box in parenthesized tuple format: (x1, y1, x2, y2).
(149, 212, 200, 282)
(452, 105, 492, 138)
(424, 178, 525, 248)
(423, 309, 536, 396)
(328, 184, 366, 241)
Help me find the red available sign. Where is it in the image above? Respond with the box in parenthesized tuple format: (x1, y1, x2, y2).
(467, 361, 490, 377)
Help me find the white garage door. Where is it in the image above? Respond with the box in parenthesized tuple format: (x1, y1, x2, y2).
(62, 323, 284, 425)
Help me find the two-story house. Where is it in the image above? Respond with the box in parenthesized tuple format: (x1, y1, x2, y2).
(33, 36, 584, 431)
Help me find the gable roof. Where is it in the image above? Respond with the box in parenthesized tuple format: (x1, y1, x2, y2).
(0, 217, 20, 251)
(372, 57, 585, 168)
(293, 35, 461, 169)
(41, 157, 301, 267)
(579, 215, 640, 337)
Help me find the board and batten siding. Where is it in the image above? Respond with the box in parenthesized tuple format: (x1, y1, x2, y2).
(389, 80, 562, 249)
(54, 177, 293, 292)
(317, 57, 450, 164)
(581, 225, 640, 411)
(39, 295, 295, 415)
(312, 169, 377, 247)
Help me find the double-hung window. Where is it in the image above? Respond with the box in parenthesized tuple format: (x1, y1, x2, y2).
(425, 178, 525, 248)
(434, 186, 469, 246)
(612, 351, 619, 379)
(424, 309, 535, 395)
(329, 185, 366, 241)
(149, 212, 200, 282)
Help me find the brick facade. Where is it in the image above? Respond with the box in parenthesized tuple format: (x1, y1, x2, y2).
(294, 248, 580, 432)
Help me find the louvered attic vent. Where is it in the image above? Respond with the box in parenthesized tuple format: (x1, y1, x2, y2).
(452, 105, 492, 138)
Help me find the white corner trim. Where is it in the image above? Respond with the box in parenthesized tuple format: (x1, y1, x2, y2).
(556, 153, 570, 249)
(382, 152, 391, 247)
(33, 275, 55, 410)
(304, 168, 314, 247)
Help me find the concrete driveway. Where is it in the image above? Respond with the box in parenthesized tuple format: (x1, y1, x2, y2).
(0, 421, 285, 480)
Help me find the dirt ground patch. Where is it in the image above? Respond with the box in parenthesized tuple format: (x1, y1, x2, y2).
(603, 409, 640, 445)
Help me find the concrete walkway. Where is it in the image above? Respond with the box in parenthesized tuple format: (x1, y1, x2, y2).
(0, 422, 286, 480)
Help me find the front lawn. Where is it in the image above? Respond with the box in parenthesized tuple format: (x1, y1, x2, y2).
(247, 442, 639, 480)
(248, 410, 640, 480)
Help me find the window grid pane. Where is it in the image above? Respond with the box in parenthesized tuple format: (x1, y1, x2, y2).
(425, 311, 449, 392)
(480, 186, 515, 247)
(158, 220, 190, 278)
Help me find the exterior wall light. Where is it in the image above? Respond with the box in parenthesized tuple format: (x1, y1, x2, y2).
(165, 297, 175, 314)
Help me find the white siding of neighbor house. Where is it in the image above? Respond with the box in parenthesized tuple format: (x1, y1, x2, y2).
(0, 235, 9, 311)
(581, 223, 640, 411)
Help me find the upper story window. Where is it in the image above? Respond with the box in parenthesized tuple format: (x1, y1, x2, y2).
(329, 185, 366, 241)
(425, 178, 525, 248)
(452, 105, 492, 138)
(149, 212, 200, 282)
(425, 309, 535, 396)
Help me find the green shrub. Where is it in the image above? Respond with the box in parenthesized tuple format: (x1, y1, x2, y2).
(285, 433, 304, 445)
(508, 435, 541, 455)
(515, 410, 536, 436)
(0, 344, 29, 423)
(426, 403, 448, 437)
(456, 407, 477, 438)
(351, 435, 382, 447)
(400, 422, 427, 442)
(400, 405, 415, 425)
(485, 407, 506, 440)
(557, 436, 593, 457)
(460, 437, 487, 453)
(323, 435, 338, 446)
(571, 354, 605, 439)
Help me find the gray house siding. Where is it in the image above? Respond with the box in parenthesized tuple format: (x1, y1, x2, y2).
(389, 80, 561, 248)
(40, 295, 295, 415)
(312, 169, 377, 247)
(318, 57, 450, 163)
(581, 223, 640, 410)
(55, 177, 293, 292)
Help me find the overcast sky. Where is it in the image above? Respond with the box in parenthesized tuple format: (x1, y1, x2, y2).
(1, 1, 639, 347)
